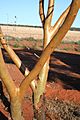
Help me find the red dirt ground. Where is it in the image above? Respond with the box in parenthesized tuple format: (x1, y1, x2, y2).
(0, 42, 80, 119)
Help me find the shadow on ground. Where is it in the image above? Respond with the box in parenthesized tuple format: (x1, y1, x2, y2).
(2, 48, 80, 90)
(0, 48, 80, 120)
(0, 112, 8, 120)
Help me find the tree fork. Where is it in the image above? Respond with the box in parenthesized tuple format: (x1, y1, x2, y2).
(0, 0, 80, 120)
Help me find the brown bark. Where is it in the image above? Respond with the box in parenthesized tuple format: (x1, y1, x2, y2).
(0, 49, 16, 97)
(0, 49, 23, 120)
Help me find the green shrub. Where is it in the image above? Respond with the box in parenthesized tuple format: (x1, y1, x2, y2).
(13, 42, 20, 48)
(76, 40, 80, 45)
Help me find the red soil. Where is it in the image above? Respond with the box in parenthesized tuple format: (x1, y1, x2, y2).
(0, 45, 80, 119)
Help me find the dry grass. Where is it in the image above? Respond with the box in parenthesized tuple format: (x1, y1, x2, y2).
(1, 25, 80, 42)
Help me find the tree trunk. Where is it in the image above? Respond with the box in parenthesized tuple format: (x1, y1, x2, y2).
(33, 93, 46, 120)
(11, 96, 24, 120)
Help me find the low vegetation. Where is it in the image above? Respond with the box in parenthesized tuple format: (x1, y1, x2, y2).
(0, 0, 80, 120)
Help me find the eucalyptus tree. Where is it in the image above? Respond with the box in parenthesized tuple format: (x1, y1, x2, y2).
(0, 0, 80, 120)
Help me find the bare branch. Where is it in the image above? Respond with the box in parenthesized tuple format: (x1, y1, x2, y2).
(39, 0, 45, 25)
(46, 0, 55, 27)
(0, 48, 16, 98)
(0, 27, 35, 91)
(20, 0, 80, 100)
(50, 5, 70, 40)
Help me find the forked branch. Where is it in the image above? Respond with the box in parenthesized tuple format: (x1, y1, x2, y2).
(20, 0, 80, 100)
(39, 0, 55, 28)
(34, 0, 55, 108)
